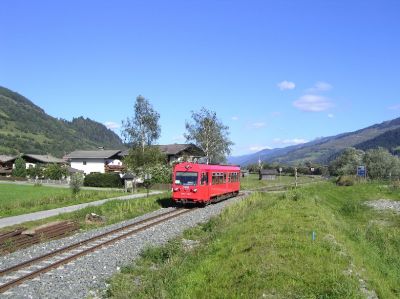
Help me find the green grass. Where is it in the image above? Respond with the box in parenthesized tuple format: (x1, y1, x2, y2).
(0, 183, 129, 218)
(240, 173, 322, 190)
(107, 181, 400, 298)
(5, 192, 171, 233)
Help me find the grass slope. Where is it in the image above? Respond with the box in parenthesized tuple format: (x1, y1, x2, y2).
(107, 182, 400, 298)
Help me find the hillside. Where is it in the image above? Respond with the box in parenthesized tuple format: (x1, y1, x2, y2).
(229, 117, 400, 166)
(0, 86, 125, 157)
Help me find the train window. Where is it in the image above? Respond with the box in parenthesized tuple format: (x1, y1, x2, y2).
(212, 172, 224, 184)
(201, 172, 208, 185)
(175, 172, 198, 186)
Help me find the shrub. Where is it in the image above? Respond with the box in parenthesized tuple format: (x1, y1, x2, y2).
(336, 175, 356, 186)
(70, 173, 84, 195)
(12, 157, 26, 177)
(84, 173, 123, 188)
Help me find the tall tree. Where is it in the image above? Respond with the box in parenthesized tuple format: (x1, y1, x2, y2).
(184, 107, 234, 164)
(122, 95, 161, 152)
(328, 147, 364, 176)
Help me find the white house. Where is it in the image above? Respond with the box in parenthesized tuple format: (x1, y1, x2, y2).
(66, 150, 123, 175)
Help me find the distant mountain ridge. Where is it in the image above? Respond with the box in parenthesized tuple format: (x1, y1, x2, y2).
(229, 117, 400, 166)
(0, 86, 125, 157)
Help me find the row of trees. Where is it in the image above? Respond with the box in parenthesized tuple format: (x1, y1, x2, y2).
(328, 147, 400, 179)
(121, 96, 234, 182)
(13, 157, 67, 180)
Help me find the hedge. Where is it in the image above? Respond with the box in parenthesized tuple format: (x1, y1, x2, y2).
(83, 173, 123, 188)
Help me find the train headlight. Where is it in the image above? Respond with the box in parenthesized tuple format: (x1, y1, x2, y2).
(173, 187, 180, 192)
(192, 188, 198, 193)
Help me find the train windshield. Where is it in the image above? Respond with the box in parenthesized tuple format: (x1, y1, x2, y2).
(175, 171, 198, 186)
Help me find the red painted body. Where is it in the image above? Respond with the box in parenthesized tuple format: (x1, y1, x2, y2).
(172, 162, 240, 205)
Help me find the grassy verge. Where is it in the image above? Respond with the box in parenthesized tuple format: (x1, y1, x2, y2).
(107, 181, 400, 298)
(0, 183, 143, 218)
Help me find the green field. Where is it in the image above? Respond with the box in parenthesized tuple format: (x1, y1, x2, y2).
(107, 181, 400, 298)
(240, 173, 323, 190)
(0, 183, 127, 218)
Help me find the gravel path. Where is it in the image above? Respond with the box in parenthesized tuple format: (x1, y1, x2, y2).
(0, 194, 249, 298)
(365, 199, 400, 213)
(0, 191, 162, 228)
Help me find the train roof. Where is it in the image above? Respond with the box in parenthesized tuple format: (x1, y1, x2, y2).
(174, 162, 240, 171)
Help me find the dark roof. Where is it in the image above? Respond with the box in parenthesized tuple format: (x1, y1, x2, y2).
(121, 173, 135, 179)
(156, 144, 204, 155)
(0, 155, 17, 163)
(260, 169, 278, 175)
(23, 154, 64, 164)
(67, 166, 84, 174)
(67, 150, 122, 159)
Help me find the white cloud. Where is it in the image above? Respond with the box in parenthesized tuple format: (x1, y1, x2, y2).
(104, 121, 120, 130)
(249, 122, 266, 129)
(388, 104, 400, 110)
(293, 94, 333, 112)
(231, 116, 239, 121)
(306, 81, 332, 93)
(249, 145, 272, 152)
(172, 135, 186, 143)
(328, 113, 334, 118)
(277, 80, 295, 90)
(273, 138, 308, 145)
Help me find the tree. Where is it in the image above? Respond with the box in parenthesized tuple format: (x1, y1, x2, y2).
(122, 95, 161, 152)
(43, 164, 66, 180)
(12, 157, 26, 177)
(328, 148, 364, 176)
(184, 107, 234, 164)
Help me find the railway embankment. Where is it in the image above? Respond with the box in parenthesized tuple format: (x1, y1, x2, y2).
(107, 181, 400, 298)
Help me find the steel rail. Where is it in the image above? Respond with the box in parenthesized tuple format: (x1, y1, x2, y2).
(0, 208, 194, 293)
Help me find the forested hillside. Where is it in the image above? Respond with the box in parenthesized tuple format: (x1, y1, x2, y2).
(0, 86, 125, 157)
(229, 117, 400, 166)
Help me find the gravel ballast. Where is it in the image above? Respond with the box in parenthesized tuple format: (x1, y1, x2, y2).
(0, 194, 249, 298)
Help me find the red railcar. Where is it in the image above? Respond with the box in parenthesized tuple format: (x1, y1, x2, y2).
(172, 162, 240, 205)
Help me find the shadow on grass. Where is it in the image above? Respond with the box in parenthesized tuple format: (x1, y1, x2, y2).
(156, 197, 180, 208)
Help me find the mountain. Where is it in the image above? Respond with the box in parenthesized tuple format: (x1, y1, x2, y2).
(0, 86, 125, 157)
(229, 117, 400, 166)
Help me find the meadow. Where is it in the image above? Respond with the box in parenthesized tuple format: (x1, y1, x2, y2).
(240, 173, 323, 190)
(107, 181, 400, 298)
(0, 183, 128, 218)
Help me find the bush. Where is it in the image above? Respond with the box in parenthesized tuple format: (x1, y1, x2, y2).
(84, 173, 123, 188)
(336, 175, 356, 186)
(70, 173, 84, 195)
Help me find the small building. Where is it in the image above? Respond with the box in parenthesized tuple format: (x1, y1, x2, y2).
(66, 150, 124, 175)
(259, 169, 278, 180)
(241, 169, 249, 178)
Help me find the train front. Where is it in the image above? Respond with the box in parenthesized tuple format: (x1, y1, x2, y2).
(172, 163, 204, 204)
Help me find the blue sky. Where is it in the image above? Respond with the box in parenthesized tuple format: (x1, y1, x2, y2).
(1, 0, 400, 156)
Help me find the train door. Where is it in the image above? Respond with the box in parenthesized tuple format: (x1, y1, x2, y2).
(200, 171, 209, 201)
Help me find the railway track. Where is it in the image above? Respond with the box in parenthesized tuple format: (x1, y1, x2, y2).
(0, 207, 194, 294)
